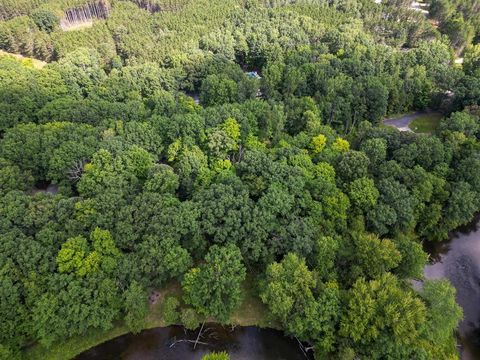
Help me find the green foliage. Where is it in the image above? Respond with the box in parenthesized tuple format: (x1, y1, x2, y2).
(193, 180, 253, 247)
(360, 138, 387, 168)
(420, 280, 463, 357)
(0, 344, 20, 360)
(348, 177, 379, 211)
(182, 244, 246, 322)
(1, 121, 98, 181)
(56, 236, 90, 275)
(31, 8, 58, 33)
(367, 177, 418, 235)
(429, 0, 478, 50)
(0, 56, 68, 129)
(144, 165, 179, 194)
(444, 181, 478, 229)
(392, 234, 428, 279)
(0, 1, 477, 358)
(261, 253, 316, 325)
(56, 228, 120, 277)
(310, 134, 327, 154)
(131, 235, 192, 288)
(200, 74, 238, 107)
(0, 158, 34, 195)
(32, 276, 121, 348)
(344, 233, 402, 281)
(50, 47, 106, 97)
(340, 273, 427, 358)
(439, 111, 479, 137)
(336, 150, 370, 184)
(206, 118, 241, 159)
(162, 296, 180, 325)
(261, 253, 340, 354)
(464, 44, 480, 77)
(77, 147, 155, 197)
(0, 16, 54, 61)
(123, 281, 148, 333)
(180, 308, 199, 330)
(331, 138, 350, 152)
(51, 22, 116, 62)
(314, 236, 339, 280)
(201, 351, 230, 360)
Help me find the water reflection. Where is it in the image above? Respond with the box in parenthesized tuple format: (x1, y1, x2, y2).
(76, 216, 480, 360)
(75, 325, 311, 360)
(423, 215, 480, 360)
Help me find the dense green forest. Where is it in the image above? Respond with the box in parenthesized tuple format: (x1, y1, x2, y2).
(0, 0, 479, 359)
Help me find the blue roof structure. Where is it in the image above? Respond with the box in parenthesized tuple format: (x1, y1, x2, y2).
(246, 71, 261, 79)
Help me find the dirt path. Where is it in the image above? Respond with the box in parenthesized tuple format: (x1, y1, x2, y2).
(61, 20, 94, 31)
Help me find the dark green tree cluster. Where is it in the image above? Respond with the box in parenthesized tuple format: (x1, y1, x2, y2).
(429, 0, 479, 51)
(0, 0, 478, 359)
(2, 1, 477, 133)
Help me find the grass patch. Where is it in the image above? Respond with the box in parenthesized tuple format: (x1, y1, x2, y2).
(24, 278, 271, 360)
(24, 282, 182, 360)
(24, 325, 129, 360)
(0, 50, 47, 69)
(145, 281, 183, 327)
(62, 21, 94, 32)
(408, 112, 443, 133)
(229, 275, 276, 328)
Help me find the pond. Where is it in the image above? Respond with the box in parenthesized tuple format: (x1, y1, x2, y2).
(423, 215, 480, 359)
(75, 324, 312, 360)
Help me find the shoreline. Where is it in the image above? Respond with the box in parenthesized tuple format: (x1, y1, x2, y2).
(24, 280, 274, 360)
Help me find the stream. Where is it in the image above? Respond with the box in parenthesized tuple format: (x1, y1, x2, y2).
(75, 325, 312, 360)
(423, 215, 480, 359)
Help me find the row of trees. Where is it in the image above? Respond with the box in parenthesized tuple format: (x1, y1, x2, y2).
(0, 52, 478, 358)
(0, 0, 478, 359)
(429, 0, 480, 51)
(261, 254, 462, 359)
(1, 0, 477, 63)
(1, 37, 478, 134)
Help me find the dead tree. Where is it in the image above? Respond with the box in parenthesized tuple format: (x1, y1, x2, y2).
(67, 159, 88, 182)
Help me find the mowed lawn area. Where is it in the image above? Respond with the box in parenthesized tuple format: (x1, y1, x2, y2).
(408, 112, 443, 133)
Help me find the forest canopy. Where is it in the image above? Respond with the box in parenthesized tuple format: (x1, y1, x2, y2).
(0, 0, 478, 359)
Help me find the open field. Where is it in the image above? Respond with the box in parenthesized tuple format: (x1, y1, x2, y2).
(0, 50, 47, 68)
(408, 112, 443, 133)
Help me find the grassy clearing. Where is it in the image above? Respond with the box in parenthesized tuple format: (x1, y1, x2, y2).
(24, 278, 270, 360)
(0, 50, 47, 69)
(25, 324, 129, 360)
(408, 112, 443, 133)
(229, 275, 274, 328)
(25, 282, 181, 360)
(61, 20, 94, 31)
(144, 281, 183, 326)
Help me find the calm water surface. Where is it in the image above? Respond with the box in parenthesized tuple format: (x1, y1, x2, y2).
(424, 215, 480, 360)
(76, 217, 480, 360)
(75, 324, 311, 360)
